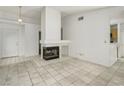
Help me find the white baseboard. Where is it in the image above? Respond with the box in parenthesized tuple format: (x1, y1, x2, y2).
(118, 58, 124, 62)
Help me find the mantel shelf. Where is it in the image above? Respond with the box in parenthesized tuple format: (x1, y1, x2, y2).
(40, 40, 71, 47)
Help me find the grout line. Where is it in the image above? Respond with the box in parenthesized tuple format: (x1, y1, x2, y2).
(106, 62, 122, 85)
(43, 65, 62, 86)
(1, 55, 124, 86)
(4, 65, 9, 86)
(27, 71, 33, 86)
(24, 61, 33, 86)
(30, 59, 47, 86)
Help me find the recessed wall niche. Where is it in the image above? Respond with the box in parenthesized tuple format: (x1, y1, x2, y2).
(110, 24, 118, 43)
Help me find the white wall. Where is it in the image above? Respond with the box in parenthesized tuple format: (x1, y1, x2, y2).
(18, 25, 25, 56)
(0, 25, 2, 58)
(120, 23, 124, 57)
(24, 23, 40, 56)
(62, 7, 122, 66)
(0, 8, 41, 58)
(41, 7, 61, 43)
(45, 7, 61, 42)
(41, 7, 46, 43)
(0, 21, 40, 58)
(0, 22, 20, 58)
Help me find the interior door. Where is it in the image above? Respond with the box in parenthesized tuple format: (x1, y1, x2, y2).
(2, 29, 18, 58)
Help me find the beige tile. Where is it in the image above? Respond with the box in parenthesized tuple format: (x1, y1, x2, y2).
(50, 82, 61, 86)
(31, 77, 43, 85)
(44, 78, 57, 85)
(36, 67, 45, 72)
(18, 72, 29, 78)
(5, 80, 19, 86)
(19, 75, 31, 82)
(79, 73, 97, 84)
(66, 74, 80, 83)
(61, 71, 71, 77)
(5, 76, 18, 83)
(1, 56, 124, 86)
(73, 80, 88, 86)
(98, 71, 113, 81)
(0, 79, 5, 86)
(89, 77, 108, 86)
(29, 72, 40, 78)
(48, 70, 59, 76)
(39, 69, 49, 75)
(108, 76, 124, 86)
(75, 69, 89, 76)
(41, 73, 53, 80)
(58, 78, 73, 86)
(19, 79, 32, 86)
(115, 71, 124, 78)
(33, 81, 46, 86)
(54, 74, 65, 81)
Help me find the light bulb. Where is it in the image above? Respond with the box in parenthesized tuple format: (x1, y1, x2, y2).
(18, 18, 22, 23)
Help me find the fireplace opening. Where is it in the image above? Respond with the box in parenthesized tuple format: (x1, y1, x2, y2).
(43, 46, 59, 60)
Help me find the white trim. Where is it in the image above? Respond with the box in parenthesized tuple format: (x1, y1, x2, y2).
(41, 40, 71, 60)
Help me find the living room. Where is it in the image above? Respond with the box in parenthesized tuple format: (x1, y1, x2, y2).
(0, 6, 124, 87)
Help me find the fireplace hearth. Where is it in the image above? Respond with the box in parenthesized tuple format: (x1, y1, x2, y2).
(43, 46, 59, 60)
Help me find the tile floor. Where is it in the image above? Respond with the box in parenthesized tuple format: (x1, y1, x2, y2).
(0, 56, 124, 86)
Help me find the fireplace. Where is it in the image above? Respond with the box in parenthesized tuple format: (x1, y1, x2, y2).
(43, 46, 59, 60)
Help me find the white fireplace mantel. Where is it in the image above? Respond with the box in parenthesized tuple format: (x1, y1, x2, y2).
(40, 40, 71, 47)
(40, 40, 71, 59)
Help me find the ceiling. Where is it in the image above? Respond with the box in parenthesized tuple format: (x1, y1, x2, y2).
(0, 6, 42, 19)
(51, 6, 108, 16)
(0, 6, 108, 19)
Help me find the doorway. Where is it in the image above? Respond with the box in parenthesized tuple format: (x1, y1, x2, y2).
(110, 24, 118, 60)
(119, 23, 124, 58)
(39, 31, 41, 55)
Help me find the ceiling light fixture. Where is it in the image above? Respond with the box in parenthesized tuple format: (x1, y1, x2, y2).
(18, 6, 23, 23)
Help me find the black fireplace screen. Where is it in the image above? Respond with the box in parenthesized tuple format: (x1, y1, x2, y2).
(43, 46, 59, 60)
